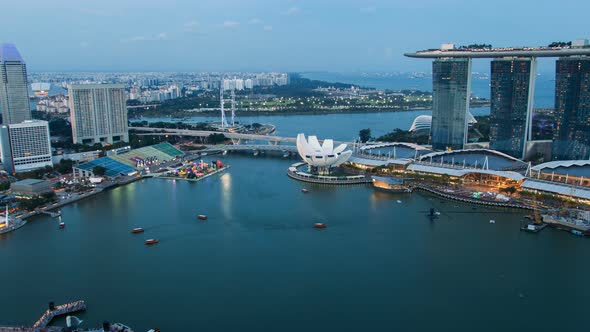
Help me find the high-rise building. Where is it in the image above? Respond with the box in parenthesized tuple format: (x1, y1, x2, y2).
(0, 120, 52, 174)
(489, 58, 536, 158)
(0, 43, 32, 124)
(431, 58, 471, 150)
(68, 84, 129, 145)
(553, 57, 590, 160)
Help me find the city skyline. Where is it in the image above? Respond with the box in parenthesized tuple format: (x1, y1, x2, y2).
(1, 0, 590, 72)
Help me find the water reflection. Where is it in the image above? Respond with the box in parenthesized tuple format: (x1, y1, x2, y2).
(220, 173, 232, 221)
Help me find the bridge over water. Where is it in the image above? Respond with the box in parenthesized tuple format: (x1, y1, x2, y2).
(130, 127, 353, 146)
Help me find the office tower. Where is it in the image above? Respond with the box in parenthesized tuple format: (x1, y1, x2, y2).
(68, 84, 129, 145)
(553, 57, 590, 160)
(0, 120, 52, 174)
(489, 58, 536, 159)
(0, 43, 32, 124)
(431, 58, 471, 150)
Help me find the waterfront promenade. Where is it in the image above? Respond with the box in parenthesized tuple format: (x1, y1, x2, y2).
(411, 185, 534, 210)
(0, 301, 86, 332)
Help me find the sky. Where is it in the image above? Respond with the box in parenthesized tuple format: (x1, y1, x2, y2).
(1, 0, 589, 73)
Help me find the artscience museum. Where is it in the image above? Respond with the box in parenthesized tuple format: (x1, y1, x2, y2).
(296, 133, 352, 174)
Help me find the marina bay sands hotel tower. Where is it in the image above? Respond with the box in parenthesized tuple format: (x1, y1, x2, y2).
(405, 41, 590, 160)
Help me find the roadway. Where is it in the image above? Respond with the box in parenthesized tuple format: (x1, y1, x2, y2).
(130, 127, 353, 145)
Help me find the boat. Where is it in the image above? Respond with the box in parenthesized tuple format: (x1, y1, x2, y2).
(59, 222, 65, 229)
(131, 228, 144, 234)
(489, 219, 496, 224)
(0, 206, 26, 235)
(283, 152, 290, 158)
(145, 239, 159, 245)
(314, 223, 327, 229)
(397, 200, 402, 204)
(197, 215, 208, 220)
(301, 189, 309, 193)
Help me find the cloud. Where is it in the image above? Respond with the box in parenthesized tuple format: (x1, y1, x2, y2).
(183, 20, 200, 33)
(223, 21, 240, 28)
(360, 6, 377, 14)
(122, 33, 168, 43)
(263, 25, 273, 31)
(79, 41, 90, 48)
(283, 7, 300, 16)
(248, 18, 263, 25)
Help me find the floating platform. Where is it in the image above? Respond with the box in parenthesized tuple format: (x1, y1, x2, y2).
(520, 223, 548, 233)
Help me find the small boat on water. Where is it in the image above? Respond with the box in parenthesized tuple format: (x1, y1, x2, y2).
(301, 189, 309, 193)
(489, 220, 496, 224)
(145, 239, 159, 245)
(197, 215, 208, 220)
(59, 222, 65, 229)
(396, 200, 402, 204)
(131, 228, 144, 234)
(314, 223, 327, 229)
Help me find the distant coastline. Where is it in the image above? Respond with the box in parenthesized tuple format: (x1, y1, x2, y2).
(130, 105, 489, 119)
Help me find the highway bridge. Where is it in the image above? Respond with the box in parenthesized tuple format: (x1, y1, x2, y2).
(202, 144, 298, 153)
(131, 126, 295, 144)
(130, 127, 352, 146)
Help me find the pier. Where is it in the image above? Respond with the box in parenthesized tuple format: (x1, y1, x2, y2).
(39, 210, 61, 218)
(412, 185, 534, 210)
(33, 301, 86, 329)
(0, 300, 86, 331)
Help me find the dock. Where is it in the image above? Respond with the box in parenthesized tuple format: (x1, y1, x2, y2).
(0, 300, 86, 332)
(33, 300, 86, 329)
(39, 210, 61, 218)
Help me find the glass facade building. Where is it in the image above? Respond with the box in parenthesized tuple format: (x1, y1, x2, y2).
(553, 57, 590, 161)
(68, 84, 129, 145)
(489, 58, 536, 159)
(431, 58, 471, 150)
(0, 43, 31, 125)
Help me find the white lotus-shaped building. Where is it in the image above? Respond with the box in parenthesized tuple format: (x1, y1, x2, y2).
(296, 133, 352, 167)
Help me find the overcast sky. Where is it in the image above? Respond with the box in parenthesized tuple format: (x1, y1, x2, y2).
(1, 0, 589, 73)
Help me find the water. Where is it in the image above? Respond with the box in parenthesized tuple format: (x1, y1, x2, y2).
(137, 107, 490, 141)
(1, 155, 588, 331)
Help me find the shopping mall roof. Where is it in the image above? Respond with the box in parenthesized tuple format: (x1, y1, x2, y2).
(531, 160, 590, 177)
(419, 149, 527, 170)
(521, 179, 590, 200)
(361, 142, 430, 151)
(407, 163, 525, 181)
(348, 157, 413, 167)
